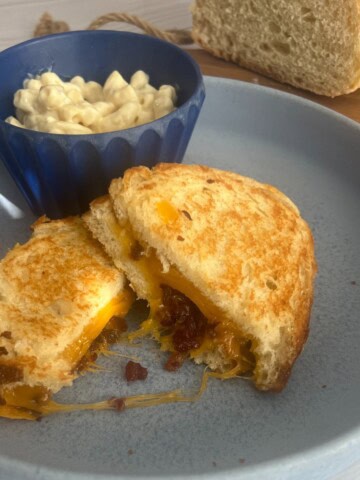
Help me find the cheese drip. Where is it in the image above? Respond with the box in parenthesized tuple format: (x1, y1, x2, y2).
(0, 364, 243, 420)
(0, 291, 134, 420)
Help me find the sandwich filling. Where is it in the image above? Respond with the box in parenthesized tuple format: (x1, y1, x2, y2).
(134, 284, 256, 376)
(0, 286, 229, 420)
(114, 221, 256, 378)
(85, 164, 317, 392)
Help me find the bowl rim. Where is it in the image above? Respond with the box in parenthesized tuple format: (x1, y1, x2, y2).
(0, 30, 205, 138)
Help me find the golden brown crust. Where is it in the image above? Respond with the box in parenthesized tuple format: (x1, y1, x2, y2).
(109, 163, 317, 390)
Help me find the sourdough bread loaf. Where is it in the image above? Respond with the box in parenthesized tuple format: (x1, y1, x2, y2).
(191, 0, 360, 97)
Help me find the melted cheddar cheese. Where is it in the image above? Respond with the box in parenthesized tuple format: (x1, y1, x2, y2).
(62, 294, 133, 367)
(0, 365, 241, 420)
(118, 220, 255, 376)
(156, 200, 180, 224)
(0, 291, 134, 420)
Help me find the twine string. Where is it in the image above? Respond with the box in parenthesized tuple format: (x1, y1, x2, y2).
(33, 12, 193, 45)
(33, 12, 70, 37)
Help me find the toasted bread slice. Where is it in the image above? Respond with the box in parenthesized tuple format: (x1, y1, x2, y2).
(0, 216, 133, 419)
(85, 164, 316, 391)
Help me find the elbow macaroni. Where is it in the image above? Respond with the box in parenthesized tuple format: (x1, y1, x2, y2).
(5, 70, 177, 134)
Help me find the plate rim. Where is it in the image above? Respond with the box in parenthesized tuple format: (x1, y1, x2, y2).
(203, 75, 360, 134)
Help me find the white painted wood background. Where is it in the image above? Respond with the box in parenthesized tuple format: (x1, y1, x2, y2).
(0, 0, 192, 51)
(0, 1, 359, 479)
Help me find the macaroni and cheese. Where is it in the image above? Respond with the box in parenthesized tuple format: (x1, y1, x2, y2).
(5, 70, 177, 134)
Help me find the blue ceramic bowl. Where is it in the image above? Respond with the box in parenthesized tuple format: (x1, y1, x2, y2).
(0, 31, 205, 218)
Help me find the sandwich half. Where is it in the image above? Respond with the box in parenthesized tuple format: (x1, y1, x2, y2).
(84, 163, 317, 392)
(0, 216, 133, 420)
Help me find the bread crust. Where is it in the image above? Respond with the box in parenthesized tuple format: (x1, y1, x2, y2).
(108, 164, 317, 391)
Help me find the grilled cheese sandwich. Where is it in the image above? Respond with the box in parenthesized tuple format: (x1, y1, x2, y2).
(0, 216, 133, 419)
(84, 163, 317, 391)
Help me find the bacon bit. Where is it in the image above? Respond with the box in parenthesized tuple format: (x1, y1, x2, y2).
(239, 459, 246, 464)
(0, 347, 8, 356)
(177, 235, 185, 241)
(173, 326, 204, 352)
(102, 316, 127, 344)
(0, 331, 11, 339)
(351, 280, 357, 285)
(128, 449, 134, 455)
(125, 361, 148, 382)
(164, 352, 187, 372)
(212, 461, 217, 467)
(158, 286, 207, 353)
(108, 397, 126, 411)
(158, 307, 175, 327)
(206, 179, 215, 184)
(75, 350, 98, 373)
(321, 384, 327, 389)
(182, 210, 192, 221)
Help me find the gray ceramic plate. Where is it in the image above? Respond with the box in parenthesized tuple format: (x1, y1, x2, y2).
(0, 77, 359, 480)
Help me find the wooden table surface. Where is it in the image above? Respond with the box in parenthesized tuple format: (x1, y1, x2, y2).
(190, 49, 360, 124)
